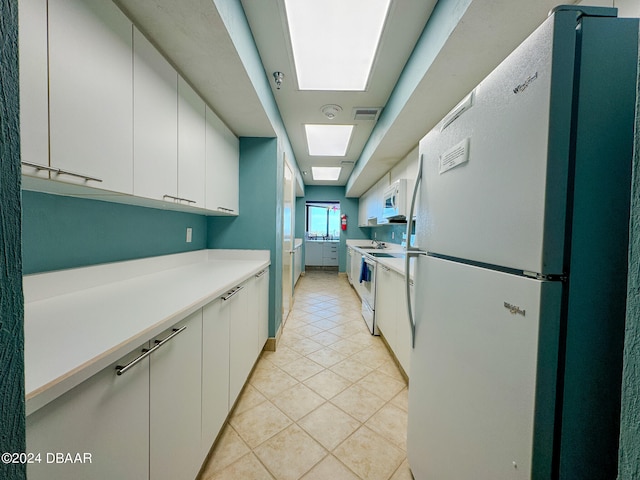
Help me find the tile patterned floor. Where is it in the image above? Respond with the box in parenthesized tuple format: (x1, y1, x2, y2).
(199, 270, 413, 480)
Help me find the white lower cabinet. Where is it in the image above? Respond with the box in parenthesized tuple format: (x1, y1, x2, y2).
(293, 247, 302, 286)
(322, 242, 339, 266)
(305, 242, 323, 266)
(350, 249, 363, 293)
(227, 282, 252, 406)
(26, 267, 269, 479)
(201, 298, 230, 460)
(26, 347, 150, 480)
(376, 265, 397, 350)
(149, 312, 203, 480)
(249, 268, 270, 355)
(375, 265, 411, 376)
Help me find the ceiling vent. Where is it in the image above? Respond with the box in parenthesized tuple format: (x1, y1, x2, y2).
(353, 107, 381, 121)
(340, 160, 355, 166)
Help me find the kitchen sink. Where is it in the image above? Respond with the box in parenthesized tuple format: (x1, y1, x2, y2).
(369, 252, 405, 258)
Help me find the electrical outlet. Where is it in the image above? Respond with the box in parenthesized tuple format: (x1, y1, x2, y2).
(374, 232, 377, 239)
(186, 227, 192, 243)
(392, 232, 395, 240)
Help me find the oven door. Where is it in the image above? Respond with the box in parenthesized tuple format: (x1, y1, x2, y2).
(360, 257, 378, 335)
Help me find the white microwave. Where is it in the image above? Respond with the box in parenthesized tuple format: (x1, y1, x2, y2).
(382, 179, 408, 221)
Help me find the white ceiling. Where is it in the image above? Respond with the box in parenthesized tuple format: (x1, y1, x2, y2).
(114, 0, 577, 196)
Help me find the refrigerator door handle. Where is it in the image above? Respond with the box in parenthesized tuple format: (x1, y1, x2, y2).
(405, 155, 425, 348)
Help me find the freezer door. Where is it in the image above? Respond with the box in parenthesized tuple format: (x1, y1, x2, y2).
(407, 256, 562, 479)
(417, 14, 574, 275)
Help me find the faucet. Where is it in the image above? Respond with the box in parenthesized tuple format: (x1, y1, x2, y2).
(372, 239, 385, 249)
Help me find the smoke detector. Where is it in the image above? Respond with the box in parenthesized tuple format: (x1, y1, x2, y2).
(321, 104, 342, 120)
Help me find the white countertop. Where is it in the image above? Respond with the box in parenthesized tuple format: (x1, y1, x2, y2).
(346, 240, 415, 279)
(23, 249, 270, 415)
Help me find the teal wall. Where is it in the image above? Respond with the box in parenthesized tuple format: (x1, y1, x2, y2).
(22, 191, 207, 274)
(618, 64, 640, 480)
(295, 186, 369, 272)
(367, 223, 410, 246)
(207, 137, 283, 337)
(0, 0, 26, 478)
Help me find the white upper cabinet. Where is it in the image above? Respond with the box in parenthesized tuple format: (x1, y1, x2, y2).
(18, 0, 49, 177)
(205, 105, 239, 215)
(133, 27, 179, 202)
(178, 77, 206, 207)
(48, 0, 133, 193)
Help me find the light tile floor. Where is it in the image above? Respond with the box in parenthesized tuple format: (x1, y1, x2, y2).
(199, 270, 413, 480)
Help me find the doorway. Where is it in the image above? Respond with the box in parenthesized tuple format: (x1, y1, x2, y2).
(305, 202, 340, 271)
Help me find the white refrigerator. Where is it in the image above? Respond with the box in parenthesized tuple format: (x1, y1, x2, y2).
(405, 6, 638, 479)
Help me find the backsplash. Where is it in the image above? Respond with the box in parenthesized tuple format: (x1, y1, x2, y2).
(369, 223, 413, 245)
(22, 191, 207, 274)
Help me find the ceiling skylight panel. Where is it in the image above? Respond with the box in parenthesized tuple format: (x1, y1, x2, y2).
(305, 124, 354, 156)
(284, 0, 391, 91)
(312, 167, 342, 181)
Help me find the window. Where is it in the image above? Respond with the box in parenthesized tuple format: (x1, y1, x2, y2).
(306, 202, 340, 240)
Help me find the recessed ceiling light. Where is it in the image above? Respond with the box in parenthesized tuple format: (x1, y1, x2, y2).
(305, 124, 353, 156)
(284, 0, 391, 91)
(312, 167, 342, 181)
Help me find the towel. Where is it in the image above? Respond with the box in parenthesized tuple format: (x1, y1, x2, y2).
(359, 258, 371, 283)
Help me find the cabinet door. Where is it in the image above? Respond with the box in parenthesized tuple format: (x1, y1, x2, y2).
(394, 271, 412, 376)
(205, 105, 239, 214)
(351, 252, 363, 296)
(202, 298, 230, 460)
(133, 27, 178, 202)
(257, 269, 270, 352)
(375, 265, 397, 350)
(48, 0, 133, 193)
(26, 347, 149, 480)
(178, 77, 206, 207)
(18, 0, 49, 177)
(150, 312, 203, 480)
(305, 242, 323, 266)
(228, 283, 251, 406)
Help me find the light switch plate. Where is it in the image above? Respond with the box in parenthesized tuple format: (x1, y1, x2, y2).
(186, 228, 192, 243)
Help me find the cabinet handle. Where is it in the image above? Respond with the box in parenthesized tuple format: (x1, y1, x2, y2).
(163, 194, 197, 204)
(153, 325, 187, 348)
(217, 207, 235, 213)
(115, 326, 187, 376)
(21, 161, 59, 173)
(255, 269, 267, 278)
(22, 161, 102, 183)
(221, 285, 244, 301)
(54, 167, 103, 183)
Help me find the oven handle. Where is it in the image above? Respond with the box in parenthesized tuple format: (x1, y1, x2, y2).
(364, 258, 377, 268)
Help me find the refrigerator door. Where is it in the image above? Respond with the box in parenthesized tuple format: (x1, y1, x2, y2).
(407, 256, 562, 479)
(417, 14, 575, 275)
